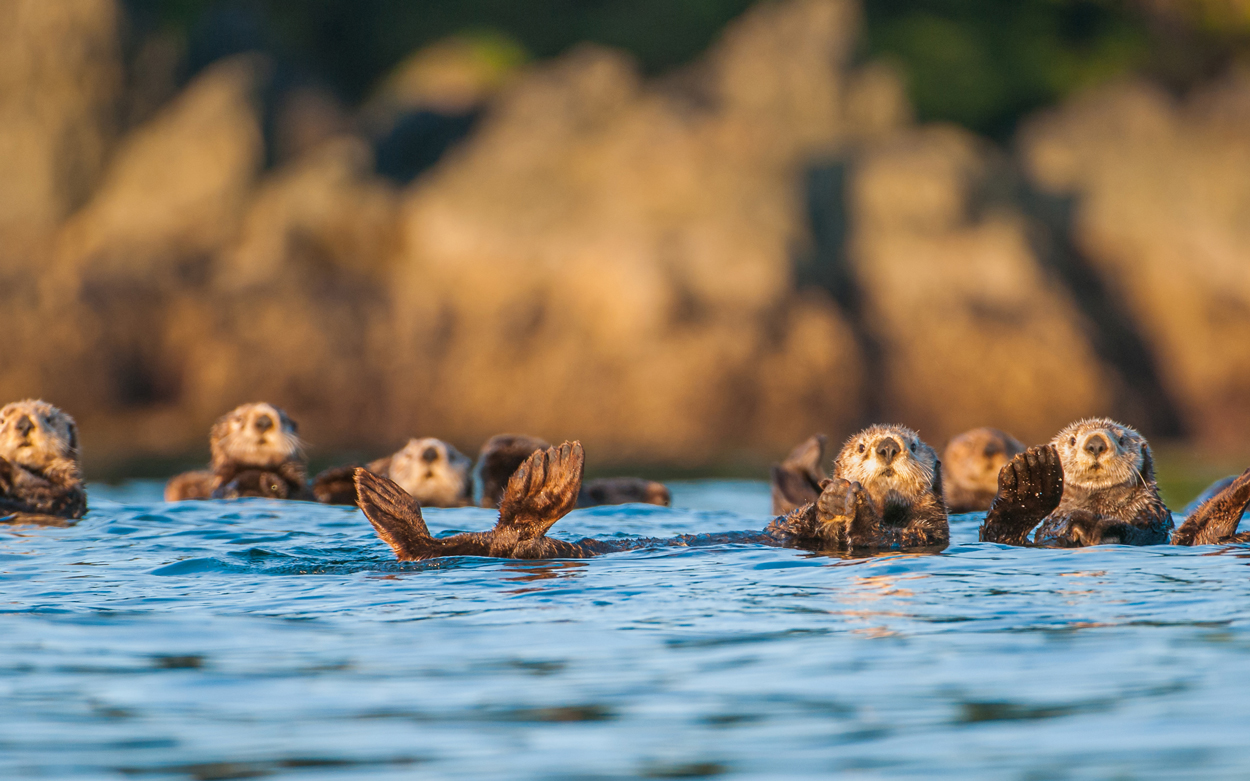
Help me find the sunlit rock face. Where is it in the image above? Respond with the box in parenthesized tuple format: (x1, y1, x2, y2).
(1020, 71, 1250, 444)
(386, 0, 876, 461)
(845, 126, 1117, 444)
(0, 0, 122, 268)
(2, 0, 1249, 468)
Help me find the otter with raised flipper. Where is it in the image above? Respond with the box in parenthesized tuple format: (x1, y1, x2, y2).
(355, 425, 949, 562)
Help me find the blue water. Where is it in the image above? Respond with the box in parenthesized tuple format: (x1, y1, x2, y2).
(4, 480, 1250, 780)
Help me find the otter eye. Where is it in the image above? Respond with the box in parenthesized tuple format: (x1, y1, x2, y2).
(1069, 437, 1076, 446)
(857, 444, 865, 454)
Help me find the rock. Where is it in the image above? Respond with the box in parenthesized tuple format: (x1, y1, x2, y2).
(1020, 71, 1250, 443)
(387, 0, 874, 460)
(846, 126, 1116, 443)
(0, 0, 122, 268)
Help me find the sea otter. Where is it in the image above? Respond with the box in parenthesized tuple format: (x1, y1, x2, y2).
(164, 403, 312, 501)
(765, 425, 949, 552)
(771, 434, 827, 515)
(0, 400, 87, 525)
(942, 427, 1024, 513)
(978, 418, 1250, 547)
(354, 425, 948, 561)
(476, 432, 670, 509)
(313, 437, 473, 507)
(577, 477, 671, 508)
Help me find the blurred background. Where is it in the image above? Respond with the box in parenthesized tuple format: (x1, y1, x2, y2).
(2, 0, 1249, 496)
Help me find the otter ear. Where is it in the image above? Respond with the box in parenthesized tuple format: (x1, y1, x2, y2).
(932, 459, 945, 498)
(67, 421, 79, 459)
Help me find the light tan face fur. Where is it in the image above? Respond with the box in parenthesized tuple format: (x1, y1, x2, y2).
(833, 424, 938, 499)
(0, 400, 79, 472)
(209, 403, 303, 470)
(943, 428, 1023, 493)
(387, 438, 472, 506)
(1052, 418, 1147, 490)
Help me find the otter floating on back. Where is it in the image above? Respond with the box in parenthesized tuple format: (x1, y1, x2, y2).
(354, 424, 948, 562)
(165, 403, 312, 501)
(978, 418, 1250, 547)
(942, 427, 1024, 513)
(0, 400, 87, 525)
(313, 437, 474, 508)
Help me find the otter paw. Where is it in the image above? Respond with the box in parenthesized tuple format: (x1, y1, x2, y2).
(816, 477, 861, 525)
(997, 445, 1064, 518)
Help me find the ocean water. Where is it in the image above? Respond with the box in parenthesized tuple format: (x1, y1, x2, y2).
(4, 480, 1250, 780)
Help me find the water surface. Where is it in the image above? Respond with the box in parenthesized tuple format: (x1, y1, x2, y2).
(4, 480, 1250, 779)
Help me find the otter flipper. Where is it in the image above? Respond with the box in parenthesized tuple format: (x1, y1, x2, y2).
(354, 468, 438, 560)
(980, 445, 1063, 546)
(1173, 468, 1250, 546)
(498, 441, 584, 540)
(771, 434, 827, 515)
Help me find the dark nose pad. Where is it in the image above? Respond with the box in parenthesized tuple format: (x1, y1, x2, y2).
(254, 416, 274, 433)
(1084, 435, 1108, 457)
(14, 415, 34, 437)
(875, 437, 901, 464)
(421, 446, 440, 463)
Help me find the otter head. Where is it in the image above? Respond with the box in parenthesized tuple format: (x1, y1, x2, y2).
(387, 437, 472, 507)
(833, 424, 939, 505)
(0, 400, 80, 473)
(1052, 418, 1150, 491)
(942, 427, 1024, 507)
(209, 402, 303, 472)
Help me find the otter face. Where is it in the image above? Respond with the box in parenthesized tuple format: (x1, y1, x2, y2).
(209, 403, 302, 471)
(388, 438, 472, 507)
(943, 428, 1024, 494)
(0, 400, 79, 472)
(1052, 418, 1147, 491)
(833, 424, 937, 500)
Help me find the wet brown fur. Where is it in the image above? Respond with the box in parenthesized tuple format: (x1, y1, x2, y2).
(770, 434, 827, 515)
(0, 400, 87, 524)
(476, 434, 550, 509)
(577, 477, 670, 508)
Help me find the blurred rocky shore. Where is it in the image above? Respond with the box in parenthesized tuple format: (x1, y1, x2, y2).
(2, 0, 1248, 473)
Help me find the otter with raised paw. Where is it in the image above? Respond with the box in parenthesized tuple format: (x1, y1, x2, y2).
(0, 400, 87, 525)
(766, 425, 949, 552)
(165, 402, 312, 502)
(313, 437, 473, 508)
(978, 418, 1250, 547)
(355, 425, 948, 562)
(942, 427, 1024, 513)
(771, 434, 828, 516)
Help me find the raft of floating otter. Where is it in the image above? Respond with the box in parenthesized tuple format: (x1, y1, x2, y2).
(2, 399, 1248, 557)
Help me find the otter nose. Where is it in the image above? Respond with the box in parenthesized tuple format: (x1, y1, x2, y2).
(254, 415, 273, 433)
(875, 437, 901, 464)
(421, 446, 439, 463)
(14, 415, 33, 437)
(1084, 434, 1109, 458)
